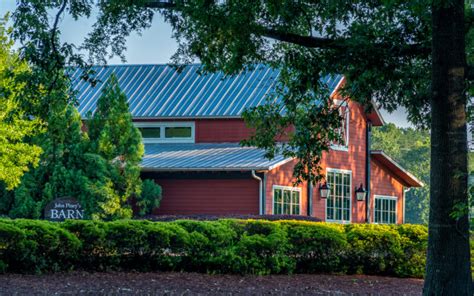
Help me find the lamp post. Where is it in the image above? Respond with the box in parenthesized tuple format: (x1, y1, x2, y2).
(319, 182, 330, 199)
(355, 183, 366, 201)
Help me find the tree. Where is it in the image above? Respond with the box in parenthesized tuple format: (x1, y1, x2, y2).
(10, 0, 474, 293)
(8, 104, 128, 219)
(88, 74, 162, 216)
(0, 17, 42, 190)
(372, 123, 430, 224)
(88, 74, 144, 204)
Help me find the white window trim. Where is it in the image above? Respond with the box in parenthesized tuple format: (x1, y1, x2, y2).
(330, 100, 349, 152)
(271, 185, 302, 215)
(325, 168, 352, 224)
(134, 121, 195, 143)
(373, 195, 398, 224)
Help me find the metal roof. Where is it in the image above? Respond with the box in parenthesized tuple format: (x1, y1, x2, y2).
(371, 150, 424, 187)
(70, 64, 343, 118)
(142, 143, 292, 171)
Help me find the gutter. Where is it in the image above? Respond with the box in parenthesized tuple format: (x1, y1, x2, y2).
(251, 170, 264, 215)
(366, 120, 372, 223)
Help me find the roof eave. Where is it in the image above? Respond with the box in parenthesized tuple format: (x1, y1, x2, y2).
(371, 150, 424, 187)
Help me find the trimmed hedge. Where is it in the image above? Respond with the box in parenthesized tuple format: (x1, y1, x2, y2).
(0, 219, 427, 277)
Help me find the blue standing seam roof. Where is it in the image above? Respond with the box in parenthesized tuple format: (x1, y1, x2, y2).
(71, 64, 343, 118)
(142, 143, 291, 171)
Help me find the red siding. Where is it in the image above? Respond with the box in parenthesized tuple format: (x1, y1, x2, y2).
(195, 119, 252, 143)
(136, 98, 406, 223)
(265, 159, 308, 215)
(370, 158, 405, 224)
(133, 118, 291, 143)
(152, 178, 259, 215)
(310, 100, 368, 222)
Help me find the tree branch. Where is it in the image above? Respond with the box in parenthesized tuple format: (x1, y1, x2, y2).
(259, 27, 345, 50)
(259, 27, 430, 57)
(143, 0, 176, 9)
(48, 0, 68, 93)
(468, 64, 474, 81)
(143, 1, 430, 57)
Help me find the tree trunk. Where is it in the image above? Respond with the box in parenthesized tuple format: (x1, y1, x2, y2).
(424, 1, 472, 295)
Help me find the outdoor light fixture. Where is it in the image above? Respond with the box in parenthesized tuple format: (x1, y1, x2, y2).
(319, 182, 330, 199)
(355, 183, 366, 201)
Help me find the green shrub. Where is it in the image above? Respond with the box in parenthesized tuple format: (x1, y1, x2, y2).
(0, 219, 427, 277)
(345, 224, 403, 275)
(230, 220, 295, 275)
(174, 220, 237, 272)
(281, 221, 347, 273)
(61, 220, 107, 269)
(0, 219, 80, 273)
(395, 224, 428, 277)
(135, 180, 162, 217)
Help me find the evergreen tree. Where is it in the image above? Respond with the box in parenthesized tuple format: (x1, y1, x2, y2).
(88, 74, 144, 201)
(88, 74, 161, 217)
(9, 105, 126, 219)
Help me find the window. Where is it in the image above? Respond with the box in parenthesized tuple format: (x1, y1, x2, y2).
(326, 169, 351, 223)
(273, 186, 301, 215)
(135, 122, 195, 143)
(331, 100, 349, 151)
(138, 127, 161, 138)
(374, 195, 397, 224)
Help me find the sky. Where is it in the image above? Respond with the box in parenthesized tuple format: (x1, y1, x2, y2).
(0, 0, 412, 128)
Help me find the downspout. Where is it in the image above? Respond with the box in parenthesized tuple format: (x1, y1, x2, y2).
(366, 120, 372, 223)
(403, 188, 411, 224)
(262, 173, 267, 214)
(251, 170, 263, 215)
(307, 173, 313, 216)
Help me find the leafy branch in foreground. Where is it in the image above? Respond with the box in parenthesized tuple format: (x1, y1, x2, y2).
(0, 17, 42, 189)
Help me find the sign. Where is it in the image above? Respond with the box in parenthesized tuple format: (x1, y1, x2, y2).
(44, 197, 84, 221)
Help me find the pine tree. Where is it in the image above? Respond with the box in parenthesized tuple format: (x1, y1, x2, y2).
(9, 105, 125, 219)
(88, 74, 161, 216)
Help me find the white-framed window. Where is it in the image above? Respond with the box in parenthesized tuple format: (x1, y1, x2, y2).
(134, 122, 195, 143)
(326, 168, 351, 223)
(374, 195, 397, 224)
(330, 100, 349, 151)
(272, 185, 301, 215)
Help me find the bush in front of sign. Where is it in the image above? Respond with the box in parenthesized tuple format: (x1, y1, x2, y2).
(0, 219, 80, 273)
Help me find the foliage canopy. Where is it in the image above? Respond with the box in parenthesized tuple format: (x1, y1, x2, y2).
(0, 18, 42, 190)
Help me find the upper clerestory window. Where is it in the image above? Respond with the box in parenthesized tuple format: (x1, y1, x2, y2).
(135, 122, 195, 143)
(330, 100, 349, 151)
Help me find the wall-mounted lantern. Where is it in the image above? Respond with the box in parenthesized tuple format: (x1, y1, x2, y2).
(355, 183, 366, 201)
(319, 182, 330, 199)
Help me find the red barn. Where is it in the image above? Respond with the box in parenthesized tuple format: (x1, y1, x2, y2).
(73, 64, 423, 224)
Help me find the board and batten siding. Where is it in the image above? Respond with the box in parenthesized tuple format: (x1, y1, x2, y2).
(264, 99, 370, 223)
(314, 100, 369, 223)
(370, 158, 405, 224)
